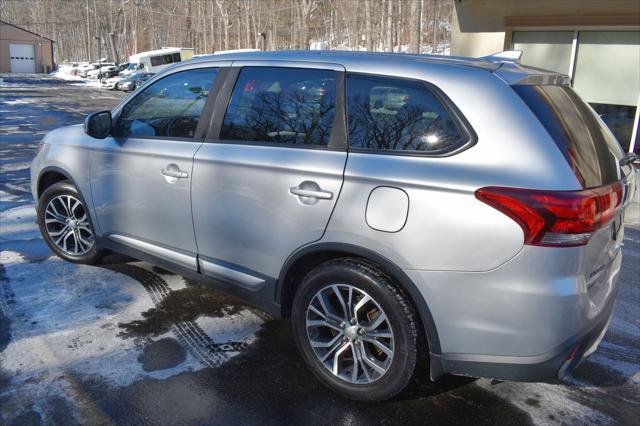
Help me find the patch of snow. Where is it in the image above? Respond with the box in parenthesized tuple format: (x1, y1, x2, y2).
(476, 378, 614, 425)
(0, 250, 25, 265)
(0, 161, 32, 173)
(1, 98, 29, 105)
(0, 190, 19, 202)
(196, 311, 263, 350)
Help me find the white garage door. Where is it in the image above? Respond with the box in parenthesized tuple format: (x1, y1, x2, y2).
(9, 44, 36, 73)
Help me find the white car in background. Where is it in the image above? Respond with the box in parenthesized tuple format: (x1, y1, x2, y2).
(78, 63, 99, 78)
(100, 75, 122, 90)
(87, 64, 117, 79)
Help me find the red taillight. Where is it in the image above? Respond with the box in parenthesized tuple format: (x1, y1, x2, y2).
(475, 182, 624, 247)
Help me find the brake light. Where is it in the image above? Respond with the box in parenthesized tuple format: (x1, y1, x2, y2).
(475, 182, 624, 247)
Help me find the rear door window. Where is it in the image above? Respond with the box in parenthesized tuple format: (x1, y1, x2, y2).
(514, 85, 620, 187)
(346, 74, 471, 154)
(220, 67, 337, 146)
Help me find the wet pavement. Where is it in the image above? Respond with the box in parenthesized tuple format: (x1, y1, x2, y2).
(1, 74, 639, 425)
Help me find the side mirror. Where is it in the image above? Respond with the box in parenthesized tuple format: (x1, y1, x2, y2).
(84, 111, 112, 139)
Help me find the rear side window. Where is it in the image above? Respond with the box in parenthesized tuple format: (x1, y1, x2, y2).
(514, 85, 620, 187)
(346, 75, 470, 154)
(220, 67, 336, 146)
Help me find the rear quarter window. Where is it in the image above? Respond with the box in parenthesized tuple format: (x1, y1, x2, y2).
(346, 74, 472, 155)
(514, 85, 621, 188)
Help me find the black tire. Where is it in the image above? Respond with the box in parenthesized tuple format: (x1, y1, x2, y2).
(37, 181, 103, 264)
(291, 258, 421, 401)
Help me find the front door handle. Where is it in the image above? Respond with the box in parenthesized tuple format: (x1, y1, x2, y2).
(290, 181, 333, 201)
(161, 167, 188, 179)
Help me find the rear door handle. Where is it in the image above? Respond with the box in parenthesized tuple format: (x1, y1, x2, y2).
(290, 183, 333, 200)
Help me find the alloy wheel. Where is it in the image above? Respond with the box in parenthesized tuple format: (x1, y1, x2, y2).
(44, 194, 94, 256)
(305, 284, 395, 384)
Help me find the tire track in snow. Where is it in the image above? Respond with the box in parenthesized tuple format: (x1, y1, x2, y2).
(102, 263, 252, 368)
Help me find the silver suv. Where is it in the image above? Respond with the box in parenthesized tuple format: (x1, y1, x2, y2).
(31, 51, 636, 401)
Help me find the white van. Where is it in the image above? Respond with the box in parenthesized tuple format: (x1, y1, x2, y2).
(129, 47, 195, 73)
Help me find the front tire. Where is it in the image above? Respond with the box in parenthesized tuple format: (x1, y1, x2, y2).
(37, 181, 102, 264)
(292, 258, 420, 401)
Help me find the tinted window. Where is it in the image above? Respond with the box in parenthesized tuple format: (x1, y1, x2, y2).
(346, 75, 468, 153)
(150, 53, 180, 67)
(220, 67, 336, 146)
(514, 85, 620, 187)
(114, 68, 218, 139)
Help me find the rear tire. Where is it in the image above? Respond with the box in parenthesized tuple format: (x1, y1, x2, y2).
(292, 258, 421, 401)
(37, 181, 102, 264)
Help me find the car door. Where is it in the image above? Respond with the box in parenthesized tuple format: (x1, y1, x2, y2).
(191, 62, 348, 287)
(89, 64, 227, 270)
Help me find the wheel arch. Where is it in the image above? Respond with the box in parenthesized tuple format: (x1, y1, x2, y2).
(277, 242, 443, 359)
(37, 166, 71, 200)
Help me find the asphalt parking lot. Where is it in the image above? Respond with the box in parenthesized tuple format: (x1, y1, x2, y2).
(1, 74, 639, 425)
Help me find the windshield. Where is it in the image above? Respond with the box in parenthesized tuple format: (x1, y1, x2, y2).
(514, 85, 622, 188)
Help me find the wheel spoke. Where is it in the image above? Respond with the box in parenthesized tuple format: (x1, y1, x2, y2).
(356, 340, 372, 381)
(309, 305, 328, 321)
(48, 225, 69, 237)
(332, 342, 351, 376)
(363, 335, 393, 356)
(331, 285, 348, 321)
(353, 295, 371, 317)
(347, 286, 354, 320)
(62, 229, 73, 253)
(350, 343, 359, 382)
(316, 292, 333, 319)
(365, 311, 387, 331)
(48, 200, 65, 219)
(361, 353, 386, 375)
(319, 338, 345, 362)
(367, 330, 393, 339)
(306, 319, 342, 333)
(45, 217, 67, 225)
(70, 199, 81, 219)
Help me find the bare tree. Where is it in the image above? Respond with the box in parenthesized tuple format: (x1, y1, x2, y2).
(408, 0, 422, 53)
(0, 0, 453, 63)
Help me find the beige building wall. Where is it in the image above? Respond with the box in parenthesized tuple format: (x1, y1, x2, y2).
(0, 22, 54, 73)
(451, 0, 640, 57)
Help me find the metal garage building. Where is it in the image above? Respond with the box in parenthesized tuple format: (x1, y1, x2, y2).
(0, 20, 55, 74)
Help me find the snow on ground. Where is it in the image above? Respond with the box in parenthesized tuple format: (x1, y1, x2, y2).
(0, 255, 265, 421)
(0, 251, 24, 265)
(49, 65, 102, 88)
(0, 161, 31, 173)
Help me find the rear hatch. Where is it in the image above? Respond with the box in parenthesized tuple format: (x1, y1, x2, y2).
(512, 83, 634, 309)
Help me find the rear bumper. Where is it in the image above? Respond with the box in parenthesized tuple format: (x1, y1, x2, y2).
(405, 242, 622, 382)
(439, 288, 617, 381)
